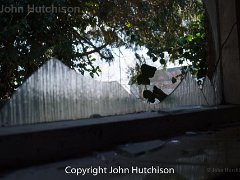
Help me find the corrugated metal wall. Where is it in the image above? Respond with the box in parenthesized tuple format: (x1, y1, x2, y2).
(0, 59, 222, 127)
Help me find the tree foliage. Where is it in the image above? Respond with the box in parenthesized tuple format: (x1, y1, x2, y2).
(0, 0, 204, 99)
(129, 2, 206, 103)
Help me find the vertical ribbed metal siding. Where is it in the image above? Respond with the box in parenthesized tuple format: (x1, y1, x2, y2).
(0, 59, 222, 127)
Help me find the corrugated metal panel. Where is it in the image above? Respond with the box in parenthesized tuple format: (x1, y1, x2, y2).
(0, 59, 222, 127)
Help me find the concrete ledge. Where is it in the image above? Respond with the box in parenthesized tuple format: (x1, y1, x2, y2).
(0, 105, 240, 168)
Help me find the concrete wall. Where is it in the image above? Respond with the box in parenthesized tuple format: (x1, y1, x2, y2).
(219, 0, 240, 104)
(204, 0, 220, 62)
(205, 0, 240, 104)
(1, 106, 239, 168)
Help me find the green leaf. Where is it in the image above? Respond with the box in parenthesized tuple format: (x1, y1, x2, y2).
(196, 32, 201, 37)
(143, 90, 155, 103)
(179, 60, 184, 64)
(178, 48, 183, 54)
(126, 23, 132, 28)
(172, 77, 177, 84)
(137, 74, 150, 85)
(153, 86, 168, 101)
(160, 52, 164, 59)
(135, 53, 141, 60)
(185, 35, 193, 42)
(160, 58, 166, 65)
(152, 56, 158, 62)
(141, 64, 157, 78)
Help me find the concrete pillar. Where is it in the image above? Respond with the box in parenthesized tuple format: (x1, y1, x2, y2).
(205, 0, 240, 104)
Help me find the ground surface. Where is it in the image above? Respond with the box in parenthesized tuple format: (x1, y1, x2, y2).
(1, 125, 240, 180)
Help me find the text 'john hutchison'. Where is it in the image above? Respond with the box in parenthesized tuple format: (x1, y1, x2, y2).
(65, 166, 175, 176)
